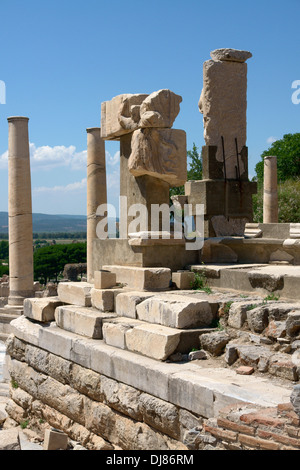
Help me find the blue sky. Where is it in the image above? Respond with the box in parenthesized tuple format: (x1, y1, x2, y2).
(0, 0, 299, 215)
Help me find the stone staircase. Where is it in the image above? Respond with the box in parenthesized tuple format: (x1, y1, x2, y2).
(0, 306, 23, 341)
(13, 266, 299, 386)
(4, 265, 300, 386)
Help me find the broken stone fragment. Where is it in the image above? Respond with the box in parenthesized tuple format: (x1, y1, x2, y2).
(286, 311, 300, 337)
(139, 89, 182, 128)
(101, 93, 148, 140)
(210, 48, 252, 62)
(128, 128, 187, 186)
(291, 385, 300, 417)
(199, 53, 249, 179)
(199, 331, 230, 356)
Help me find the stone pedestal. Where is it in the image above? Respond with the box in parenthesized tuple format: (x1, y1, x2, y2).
(7, 117, 34, 306)
(86, 128, 107, 283)
(187, 49, 257, 238)
(119, 134, 171, 235)
(263, 156, 278, 224)
(185, 174, 257, 237)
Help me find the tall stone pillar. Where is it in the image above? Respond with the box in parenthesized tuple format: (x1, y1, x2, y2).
(263, 156, 278, 223)
(7, 117, 34, 306)
(86, 128, 107, 283)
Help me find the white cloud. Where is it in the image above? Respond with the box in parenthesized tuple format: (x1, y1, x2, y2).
(106, 150, 120, 166)
(0, 143, 120, 172)
(0, 150, 8, 169)
(33, 178, 87, 194)
(266, 136, 277, 145)
(29, 143, 87, 171)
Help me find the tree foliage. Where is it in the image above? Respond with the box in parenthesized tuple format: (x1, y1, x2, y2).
(253, 178, 300, 223)
(0, 241, 9, 260)
(255, 133, 300, 184)
(34, 242, 87, 284)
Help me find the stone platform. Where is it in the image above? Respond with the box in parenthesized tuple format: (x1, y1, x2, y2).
(191, 263, 300, 300)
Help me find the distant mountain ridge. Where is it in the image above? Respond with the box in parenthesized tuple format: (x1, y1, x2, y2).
(0, 211, 87, 233)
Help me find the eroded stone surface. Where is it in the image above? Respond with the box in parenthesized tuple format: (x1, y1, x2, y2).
(136, 294, 213, 329)
(128, 128, 187, 186)
(139, 89, 182, 128)
(210, 48, 252, 62)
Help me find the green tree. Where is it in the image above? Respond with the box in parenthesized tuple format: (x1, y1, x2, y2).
(170, 143, 202, 199)
(0, 241, 9, 260)
(34, 242, 86, 284)
(255, 133, 300, 184)
(253, 178, 300, 223)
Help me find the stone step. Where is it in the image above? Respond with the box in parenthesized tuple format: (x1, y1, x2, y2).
(102, 316, 216, 361)
(135, 294, 213, 329)
(0, 312, 21, 338)
(102, 265, 171, 291)
(115, 291, 157, 318)
(55, 305, 117, 339)
(23, 297, 64, 323)
(57, 282, 93, 307)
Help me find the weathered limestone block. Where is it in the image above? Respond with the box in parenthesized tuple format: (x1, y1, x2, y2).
(136, 294, 213, 329)
(291, 385, 300, 417)
(38, 376, 85, 425)
(23, 297, 64, 323)
(57, 282, 93, 307)
(91, 288, 115, 312)
(99, 375, 142, 421)
(0, 428, 21, 450)
(248, 272, 284, 292)
(83, 397, 185, 450)
(102, 265, 171, 291)
(55, 305, 116, 339)
(102, 318, 143, 349)
(125, 323, 181, 361)
(264, 320, 286, 340)
(199, 331, 230, 356)
(115, 291, 156, 318)
(211, 216, 248, 238)
(286, 311, 300, 337)
(94, 270, 116, 290)
(228, 301, 259, 329)
(210, 48, 252, 62)
(225, 344, 238, 365)
(199, 49, 252, 179)
(44, 429, 68, 450)
(139, 89, 182, 128)
(201, 238, 238, 264)
(236, 344, 273, 371)
(101, 93, 148, 140)
(139, 393, 180, 440)
(25, 344, 72, 385)
(268, 354, 298, 381)
(172, 271, 196, 290)
(246, 305, 269, 333)
(128, 128, 187, 186)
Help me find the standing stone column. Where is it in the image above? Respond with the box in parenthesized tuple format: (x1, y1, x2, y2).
(86, 128, 107, 283)
(263, 156, 278, 223)
(7, 117, 34, 306)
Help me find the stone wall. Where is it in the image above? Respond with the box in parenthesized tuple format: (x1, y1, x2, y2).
(6, 334, 300, 451)
(5, 335, 195, 450)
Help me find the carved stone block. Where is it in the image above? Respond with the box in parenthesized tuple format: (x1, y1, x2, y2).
(128, 128, 187, 186)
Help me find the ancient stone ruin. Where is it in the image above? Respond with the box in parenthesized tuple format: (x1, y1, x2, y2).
(1, 48, 300, 451)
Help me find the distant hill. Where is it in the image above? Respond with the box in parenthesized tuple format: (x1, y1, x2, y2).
(0, 212, 87, 233)
(0, 212, 118, 235)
